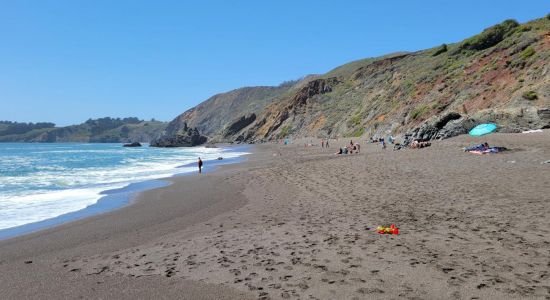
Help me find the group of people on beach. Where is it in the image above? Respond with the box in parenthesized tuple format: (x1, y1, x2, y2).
(335, 140, 360, 155)
(410, 140, 431, 149)
(370, 136, 396, 149)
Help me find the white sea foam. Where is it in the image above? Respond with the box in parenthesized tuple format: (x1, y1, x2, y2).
(0, 186, 118, 229)
(0, 144, 249, 231)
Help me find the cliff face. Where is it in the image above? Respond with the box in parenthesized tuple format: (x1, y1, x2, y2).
(159, 16, 550, 143)
(161, 82, 306, 142)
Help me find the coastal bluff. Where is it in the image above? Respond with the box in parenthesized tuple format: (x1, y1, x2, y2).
(157, 16, 550, 144)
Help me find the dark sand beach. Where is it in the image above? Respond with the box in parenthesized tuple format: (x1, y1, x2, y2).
(1, 131, 549, 299)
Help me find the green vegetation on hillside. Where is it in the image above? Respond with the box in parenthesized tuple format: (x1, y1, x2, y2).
(432, 44, 448, 56)
(461, 19, 519, 51)
(520, 46, 536, 59)
(0, 117, 167, 143)
(0, 121, 55, 136)
(522, 91, 538, 100)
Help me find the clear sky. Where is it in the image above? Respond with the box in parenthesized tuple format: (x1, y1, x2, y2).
(0, 1, 547, 125)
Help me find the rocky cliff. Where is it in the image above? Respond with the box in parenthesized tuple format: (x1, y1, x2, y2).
(155, 16, 550, 143)
(161, 81, 309, 143)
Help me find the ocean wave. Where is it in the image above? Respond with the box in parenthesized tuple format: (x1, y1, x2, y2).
(0, 145, 249, 231)
(0, 186, 118, 229)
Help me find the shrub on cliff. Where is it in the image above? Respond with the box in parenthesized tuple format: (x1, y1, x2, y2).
(278, 125, 291, 138)
(461, 19, 519, 51)
(432, 44, 448, 56)
(520, 46, 536, 59)
(410, 105, 430, 120)
(522, 91, 538, 100)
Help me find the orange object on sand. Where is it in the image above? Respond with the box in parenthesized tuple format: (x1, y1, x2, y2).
(377, 225, 399, 235)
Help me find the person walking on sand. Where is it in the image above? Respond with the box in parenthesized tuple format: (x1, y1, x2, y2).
(326, 139, 329, 148)
(198, 157, 203, 173)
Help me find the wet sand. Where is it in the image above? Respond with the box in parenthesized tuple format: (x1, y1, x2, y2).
(1, 131, 549, 299)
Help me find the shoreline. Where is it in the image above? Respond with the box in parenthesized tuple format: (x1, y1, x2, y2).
(0, 144, 250, 241)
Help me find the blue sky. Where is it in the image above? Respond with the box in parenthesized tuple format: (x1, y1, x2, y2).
(0, 1, 547, 125)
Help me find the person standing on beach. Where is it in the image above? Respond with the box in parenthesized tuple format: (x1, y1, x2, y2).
(198, 157, 203, 173)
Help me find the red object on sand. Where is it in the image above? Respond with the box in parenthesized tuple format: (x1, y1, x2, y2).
(377, 225, 399, 234)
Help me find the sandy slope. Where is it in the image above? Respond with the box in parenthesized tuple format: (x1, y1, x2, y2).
(1, 131, 549, 299)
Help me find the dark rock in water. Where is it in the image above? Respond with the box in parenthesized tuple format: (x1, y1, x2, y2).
(150, 122, 207, 147)
(223, 113, 256, 138)
(123, 142, 142, 147)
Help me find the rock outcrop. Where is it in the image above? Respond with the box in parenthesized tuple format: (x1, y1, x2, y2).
(222, 114, 256, 138)
(402, 113, 476, 145)
(123, 142, 142, 147)
(150, 123, 207, 147)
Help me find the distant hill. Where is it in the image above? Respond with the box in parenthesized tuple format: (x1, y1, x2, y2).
(158, 78, 314, 143)
(0, 117, 167, 143)
(158, 15, 550, 145)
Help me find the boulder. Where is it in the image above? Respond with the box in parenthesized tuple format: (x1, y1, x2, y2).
(405, 112, 465, 145)
(123, 142, 142, 147)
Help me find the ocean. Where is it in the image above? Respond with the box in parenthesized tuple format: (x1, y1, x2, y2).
(0, 143, 248, 233)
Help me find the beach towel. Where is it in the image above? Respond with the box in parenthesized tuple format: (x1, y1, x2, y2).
(468, 147, 507, 155)
(464, 144, 487, 152)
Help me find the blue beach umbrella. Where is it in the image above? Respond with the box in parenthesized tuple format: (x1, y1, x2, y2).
(469, 123, 497, 137)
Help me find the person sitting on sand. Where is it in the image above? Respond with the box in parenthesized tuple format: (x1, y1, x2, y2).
(410, 140, 432, 149)
(464, 142, 489, 152)
(350, 143, 357, 154)
(335, 148, 343, 155)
